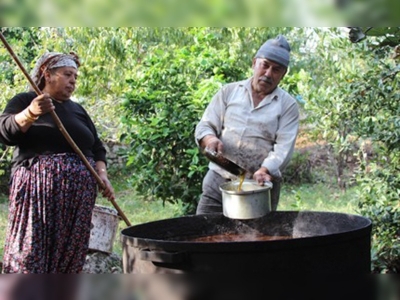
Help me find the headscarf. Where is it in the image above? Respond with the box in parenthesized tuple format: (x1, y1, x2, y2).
(255, 35, 291, 68)
(30, 51, 80, 90)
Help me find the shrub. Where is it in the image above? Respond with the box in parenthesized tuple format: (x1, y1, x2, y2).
(120, 38, 246, 213)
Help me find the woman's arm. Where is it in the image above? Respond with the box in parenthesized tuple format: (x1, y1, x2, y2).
(96, 160, 115, 201)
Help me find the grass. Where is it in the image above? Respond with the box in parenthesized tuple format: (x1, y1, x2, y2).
(279, 183, 359, 214)
(0, 174, 360, 260)
(0, 200, 7, 261)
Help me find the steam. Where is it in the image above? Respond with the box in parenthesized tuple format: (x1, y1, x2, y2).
(217, 211, 368, 241)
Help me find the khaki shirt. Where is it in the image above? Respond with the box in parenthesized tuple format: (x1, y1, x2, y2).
(195, 78, 299, 180)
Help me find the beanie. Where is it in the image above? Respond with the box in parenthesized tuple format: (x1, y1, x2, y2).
(255, 35, 291, 68)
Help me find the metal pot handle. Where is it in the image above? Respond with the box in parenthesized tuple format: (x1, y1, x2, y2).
(263, 181, 273, 188)
(139, 249, 187, 264)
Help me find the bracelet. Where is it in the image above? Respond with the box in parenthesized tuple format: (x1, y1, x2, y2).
(27, 108, 39, 118)
(23, 109, 38, 122)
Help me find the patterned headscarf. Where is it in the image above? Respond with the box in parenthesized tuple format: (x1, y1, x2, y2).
(31, 51, 80, 90)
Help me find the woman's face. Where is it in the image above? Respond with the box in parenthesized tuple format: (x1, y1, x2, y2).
(251, 58, 287, 96)
(44, 67, 78, 101)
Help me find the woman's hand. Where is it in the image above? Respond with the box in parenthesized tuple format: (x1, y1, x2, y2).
(16, 93, 56, 131)
(98, 173, 115, 201)
(96, 162, 115, 201)
(29, 93, 55, 117)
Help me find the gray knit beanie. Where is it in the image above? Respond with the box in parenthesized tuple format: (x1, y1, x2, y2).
(255, 35, 291, 68)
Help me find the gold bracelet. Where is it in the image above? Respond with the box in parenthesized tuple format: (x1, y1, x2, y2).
(23, 109, 38, 122)
(27, 108, 39, 119)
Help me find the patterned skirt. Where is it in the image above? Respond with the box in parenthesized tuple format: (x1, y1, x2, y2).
(2, 153, 98, 273)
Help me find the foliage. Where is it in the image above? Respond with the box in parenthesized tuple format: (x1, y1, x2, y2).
(120, 33, 244, 213)
(296, 27, 400, 273)
(347, 29, 400, 273)
(0, 27, 43, 109)
(347, 49, 400, 273)
(356, 162, 400, 273)
(299, 28, 367, 189)
(348, 27, 400, 47)
(0, 27, 44, 191)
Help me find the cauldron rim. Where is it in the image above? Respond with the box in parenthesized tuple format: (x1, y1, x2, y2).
(121, 211, 372, 253)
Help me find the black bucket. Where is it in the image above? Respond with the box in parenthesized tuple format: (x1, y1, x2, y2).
(121, 211, 372, 274)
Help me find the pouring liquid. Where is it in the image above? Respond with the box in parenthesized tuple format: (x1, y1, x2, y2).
(237, 173, 245, 192)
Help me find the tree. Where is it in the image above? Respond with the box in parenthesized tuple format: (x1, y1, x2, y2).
(282, 27, 400, 273)
(345, 27, 400, 273)
(295, 28, 365, 189)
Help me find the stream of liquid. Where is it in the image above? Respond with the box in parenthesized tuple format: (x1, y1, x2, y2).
(237, 173, 245, 192)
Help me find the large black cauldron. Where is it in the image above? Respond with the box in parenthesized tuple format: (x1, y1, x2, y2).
(121, 211, 372, 274)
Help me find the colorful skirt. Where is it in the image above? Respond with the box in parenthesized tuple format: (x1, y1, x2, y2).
(2, 153, 98, 273)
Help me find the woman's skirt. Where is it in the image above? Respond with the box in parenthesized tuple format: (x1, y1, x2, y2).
(2, 153, 98, 273)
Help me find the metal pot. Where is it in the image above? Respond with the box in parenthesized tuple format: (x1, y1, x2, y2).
(220, 180, 273, 219)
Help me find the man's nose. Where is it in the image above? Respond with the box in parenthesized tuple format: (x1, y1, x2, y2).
(264, 67, 273, 77)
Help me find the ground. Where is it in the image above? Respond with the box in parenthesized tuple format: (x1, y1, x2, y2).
(82, 250, 123, 274)
(291, 129, 361, 187)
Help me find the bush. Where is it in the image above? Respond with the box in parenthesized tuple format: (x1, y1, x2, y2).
(349, 51, 400, 274)
(120, 38, 246, 213)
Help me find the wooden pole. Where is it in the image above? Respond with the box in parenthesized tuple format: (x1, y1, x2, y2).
(0, 31, 131, 227)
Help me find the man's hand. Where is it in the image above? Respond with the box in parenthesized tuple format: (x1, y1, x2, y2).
(200, 135, 223, 154)
(253, 167, 273, 186)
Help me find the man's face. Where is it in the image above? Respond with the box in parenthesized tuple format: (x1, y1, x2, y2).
(252, 58, 287, 96)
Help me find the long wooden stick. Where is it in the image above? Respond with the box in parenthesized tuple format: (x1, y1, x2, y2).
(0, 32, 131, 227)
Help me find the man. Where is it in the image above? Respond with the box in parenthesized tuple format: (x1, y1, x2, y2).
(195, 35, 300, 214)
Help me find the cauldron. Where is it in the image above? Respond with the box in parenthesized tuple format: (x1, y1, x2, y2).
(121, 211, 372, 274)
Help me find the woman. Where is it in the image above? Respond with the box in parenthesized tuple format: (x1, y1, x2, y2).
(0, 51, 115, 273)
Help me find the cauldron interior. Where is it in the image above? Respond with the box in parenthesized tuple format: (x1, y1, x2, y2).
(121, 211, 372, 274)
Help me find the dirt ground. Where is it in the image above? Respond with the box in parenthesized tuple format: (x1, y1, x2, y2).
(290, 129, 361, 187)
(295, 132, 329, 167)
